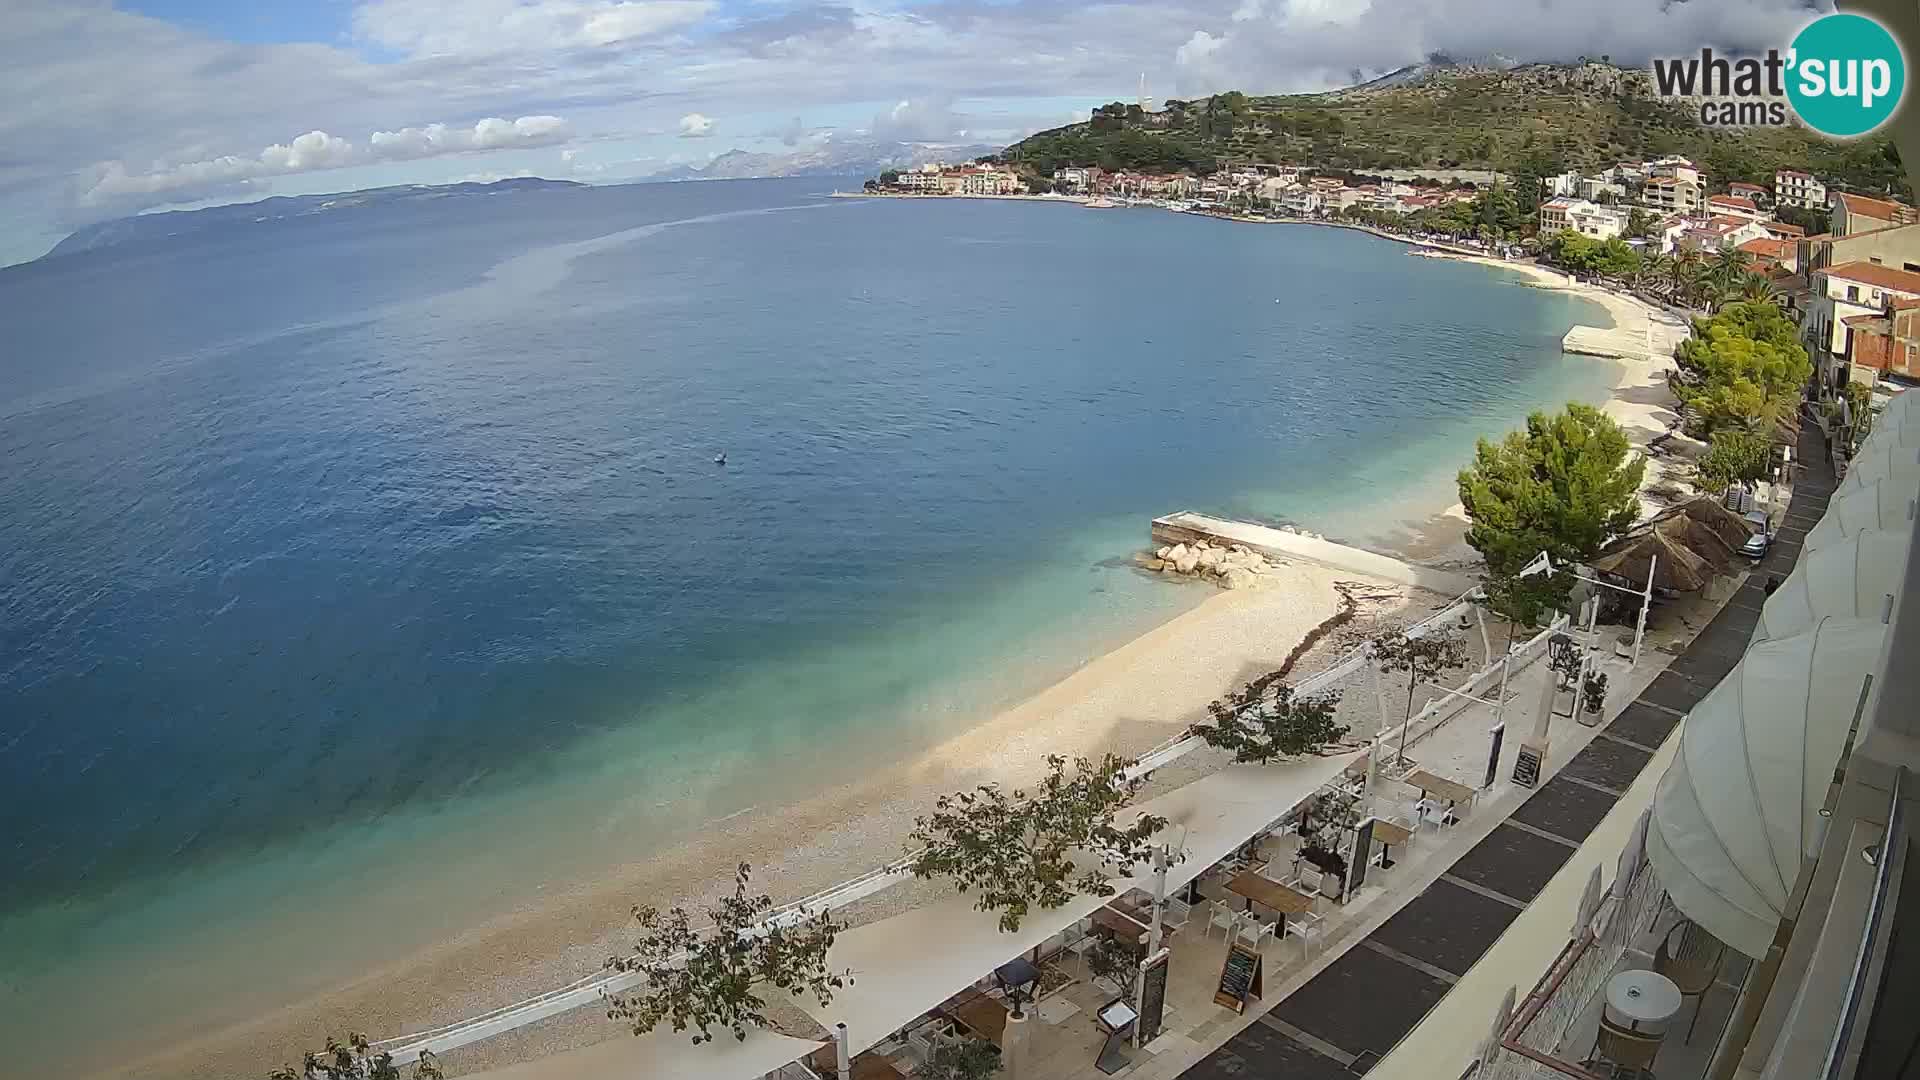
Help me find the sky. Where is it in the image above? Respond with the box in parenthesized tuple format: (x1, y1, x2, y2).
(0, 0, 1830, 265)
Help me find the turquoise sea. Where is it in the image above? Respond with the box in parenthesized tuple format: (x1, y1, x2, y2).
(0, 179, 1614, 1070)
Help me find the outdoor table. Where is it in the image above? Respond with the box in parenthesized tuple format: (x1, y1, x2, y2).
(1606, 969, 1682, 1033)
(1226, 871, 1314, 934)
(1405, 769, 1477, 823)
(1371, 819, 1414, 868)
(949, 994, 1010, 1047)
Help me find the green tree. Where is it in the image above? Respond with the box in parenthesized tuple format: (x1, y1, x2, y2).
(1625, 207, 1656, 238)
(1694, 429, 1773, 492)
(921, 1038, 1005, 1080)
(1371, 627, 1472, 763)
(269, 1036, 441, 1080)
(603, 864, 850, 1045)
(1669, 301, 1813, 436)
(908, 755, 1170, 932)
(1476, 567, 1574, 630)
(879, 170, 901, 187)
(1189, 672, 1347, 763)
(1457, 404, 1646, 581)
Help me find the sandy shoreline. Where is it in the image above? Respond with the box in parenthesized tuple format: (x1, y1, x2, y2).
(103, 220, 1683, 1080)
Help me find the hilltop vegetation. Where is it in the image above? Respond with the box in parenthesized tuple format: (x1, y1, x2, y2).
(1000, 62, 1909, 198)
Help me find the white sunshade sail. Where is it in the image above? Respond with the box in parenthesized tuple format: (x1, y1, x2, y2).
(462, 1026, 824, 1080)
(1839, 440, 1920, 494)
(1754, 528, 1910, 642)
(1805, 478, 1916, 553)
(795, 753, 1360, 1055)
(1647, 618, 1888, 959)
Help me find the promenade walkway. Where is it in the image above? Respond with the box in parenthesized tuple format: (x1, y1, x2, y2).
(1169, 423, 1836, 1080)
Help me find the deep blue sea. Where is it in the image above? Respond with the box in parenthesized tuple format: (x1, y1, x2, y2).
(0, 178, 1613, 1068)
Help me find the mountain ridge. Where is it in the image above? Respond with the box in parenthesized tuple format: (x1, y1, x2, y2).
(45, 177, 586, 261)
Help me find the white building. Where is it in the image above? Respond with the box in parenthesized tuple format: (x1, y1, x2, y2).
(1775, 168, 1828, 210)
(1805, 260, 1920, 383)
(1642, 175, 1707, 214)
(1705, 193, 1766, 222)
(1538, 197, 1629, 239)
(1280, 189, 1323, 215)
(1545, 170, 1585, 197)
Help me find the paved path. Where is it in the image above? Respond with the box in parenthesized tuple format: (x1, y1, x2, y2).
(1176, 422, 1838, 1080)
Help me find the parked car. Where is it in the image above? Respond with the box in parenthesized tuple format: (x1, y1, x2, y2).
(1741, 511, 1771, 559)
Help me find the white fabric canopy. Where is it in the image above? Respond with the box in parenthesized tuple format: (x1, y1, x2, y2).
(1647, 618, 1887, 958)
(1754, 528, 1910, 642)
(1839, 439, 1920, 494)
(796, 753, 1359, 1054)
(464, 1027, 824, 1080)
(1805, 478, 1915, 552)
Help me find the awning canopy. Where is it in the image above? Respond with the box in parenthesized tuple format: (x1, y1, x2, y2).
(1839, 440, 1919, 494)
(1805, 478, 1916, 552)
(795, 753, 1360, 1054)
(1755, 528, 1910, 643)
(1647, 618, 1887, 958)
(462, 1026, 824, 1080)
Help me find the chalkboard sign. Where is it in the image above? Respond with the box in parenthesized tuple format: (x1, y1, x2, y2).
(1134, 949, 1170, 1048)
(1213, 942, 1263, 1013)
(1512, 742, 1543, 788)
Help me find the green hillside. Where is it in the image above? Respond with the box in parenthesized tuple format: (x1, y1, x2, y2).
(999, 61, 1909, 198)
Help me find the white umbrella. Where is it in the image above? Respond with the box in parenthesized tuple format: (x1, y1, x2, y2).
(1646, 618, 1887, 958)
(1805, 478, 1916, 552)
(1754, 527, 1909, 642)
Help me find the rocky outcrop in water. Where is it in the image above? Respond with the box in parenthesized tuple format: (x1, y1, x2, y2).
(1139, 540, 1272, 588)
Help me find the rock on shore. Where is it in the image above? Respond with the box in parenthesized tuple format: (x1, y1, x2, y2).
(1141, 540, 1273, 588)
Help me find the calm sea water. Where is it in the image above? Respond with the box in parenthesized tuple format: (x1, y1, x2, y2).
(0, 178, 1613, 1066)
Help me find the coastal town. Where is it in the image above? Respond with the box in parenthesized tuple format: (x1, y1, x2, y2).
(864, 155, 1920, 399)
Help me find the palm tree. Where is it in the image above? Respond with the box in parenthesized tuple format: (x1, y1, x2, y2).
(1709, 246, 1752, 295)
(1669, 250, 1705, 308)
(1739, 270, 1780, 303)
(1637, 251, 1674, 296)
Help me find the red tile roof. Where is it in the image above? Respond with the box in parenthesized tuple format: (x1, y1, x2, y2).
(1834, 192, 1912, 221)
(1739, 238, 1793, 260)
(1765, 222, 1807, 237)
(1709, 195, 1758, 211)
(1822, 260, 1920, 294)
(1777, 169, 1813, 180)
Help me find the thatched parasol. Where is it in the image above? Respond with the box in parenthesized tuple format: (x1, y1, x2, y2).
(1672, 497, 1756, 553)
(1592, 525, 1717, 592)
(1662, 515, 1739, 573)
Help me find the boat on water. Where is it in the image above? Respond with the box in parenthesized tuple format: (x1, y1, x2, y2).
(1084, 197, 1118, 208)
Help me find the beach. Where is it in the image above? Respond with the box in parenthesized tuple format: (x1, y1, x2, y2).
(83, 215, 1680, 1080)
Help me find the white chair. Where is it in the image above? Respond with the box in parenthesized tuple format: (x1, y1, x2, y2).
(1236, 915, 1277, 949)
(1286, 911, 1326, 960)
(1164, 896, 1193, 930)
(1207, 902, 1241, 940)
(1292, 864, 1325, 897)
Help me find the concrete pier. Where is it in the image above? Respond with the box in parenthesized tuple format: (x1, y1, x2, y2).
(1151, 511, 1476, 596)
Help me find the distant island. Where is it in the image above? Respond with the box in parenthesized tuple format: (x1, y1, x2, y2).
(46, 177, 585, 261)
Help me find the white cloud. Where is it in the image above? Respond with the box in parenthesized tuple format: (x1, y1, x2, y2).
(1175, 30, 1225, 68)
(369, 116, 571, 160)
(869, 98, 965, 142)
(81, 115, 576, 209)
(354, 0, 714, 57)
(677, 112, 714, 138)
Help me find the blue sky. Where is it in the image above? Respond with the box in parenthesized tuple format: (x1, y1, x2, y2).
(0, 0, 1824, 265)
